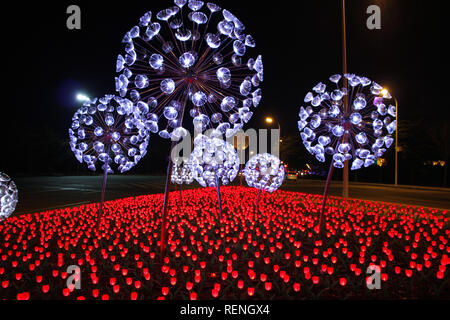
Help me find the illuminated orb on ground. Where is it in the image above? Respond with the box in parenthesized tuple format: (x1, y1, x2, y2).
(69, 94, 150, 173)
(115, 0, 264, 141)
(171, 159, 194, 185)
(244, 153, 285, 192)
(0, 173, 18, 220)
(298, 74, 396, 170)
(189, 134, 239, 187)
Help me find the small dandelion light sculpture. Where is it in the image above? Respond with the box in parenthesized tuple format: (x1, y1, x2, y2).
(115, 0, 263, 141)
(190, 134, 239, 217)
(159, 134, 239, 255)
(190, 135, 240, 192)
(298, 74, 396, 235)
(171, 159, 194, 185)
(244, 153, 285, 212)
(171, 159, 194, 203)
(69, 94, 150, 224)
(0, 173, 18, 221)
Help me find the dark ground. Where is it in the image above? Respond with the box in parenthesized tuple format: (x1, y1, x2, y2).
(10, 175, 450, 216)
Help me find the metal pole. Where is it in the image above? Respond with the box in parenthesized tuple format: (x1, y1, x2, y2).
(341, 0, 349, 199)
(277, 122, 281, 144)
(215, 174, 222, 221)
(160, 153, 174, 257)
(160, 93, 188, 258)
(179, 183, 183, 205)
(318, 161, 335, 237)
(277, 121, 281, 160)
(394, 97, 399, 186)
(97, 154, 109, 228)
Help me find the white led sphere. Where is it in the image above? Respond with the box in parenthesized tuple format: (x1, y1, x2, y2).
(189, 135, 239, 187)
(69, 94, 150, 173)
(244, 153, 285, 193)
(298, 74, 396, 170)
(171, 159, 194, 185)
(0, 173, 18, 220)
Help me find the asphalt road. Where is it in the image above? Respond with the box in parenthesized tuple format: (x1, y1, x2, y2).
(10, 175, 450, 216)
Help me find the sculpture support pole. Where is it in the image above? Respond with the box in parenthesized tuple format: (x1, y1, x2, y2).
(255, 188, 261, 213)
(160, 93, 188, 258)
(179, 183, 183, 205)
(160, 143, 176, 258)
(318, 161, 335, 237)
(215, 174, 222, 221)
(97, 155, 109, 228)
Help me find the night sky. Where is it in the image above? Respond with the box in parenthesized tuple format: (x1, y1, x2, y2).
(2, 0, 445, 176)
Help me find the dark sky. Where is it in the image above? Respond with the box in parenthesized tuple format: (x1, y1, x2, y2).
(2, 0, 445, 175)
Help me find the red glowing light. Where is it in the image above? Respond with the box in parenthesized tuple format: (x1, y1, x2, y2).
(0, 186, 447, 300)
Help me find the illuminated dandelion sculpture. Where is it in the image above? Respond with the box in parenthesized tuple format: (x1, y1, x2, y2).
(190, 134, 239, 218)
(116, 0, 264, 256)
(69, 94, 150, 224)
(298, 74, 396, 234)
(0, 173, 18, 221)
(115, 0, 263, 140)
(171, 159, 194, 185)
(171, 159, 194, 203)
(244, 153, 285, 212)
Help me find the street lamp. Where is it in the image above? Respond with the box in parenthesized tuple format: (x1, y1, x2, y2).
(382, 88, 399, 186)
(265, 116, 281, 142)
(265, 116, 282, 161)
(76, 93, 91, 103)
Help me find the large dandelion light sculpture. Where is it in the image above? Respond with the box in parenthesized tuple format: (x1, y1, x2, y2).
(298, 74, 396, 170)
(115, 0, 263, 141)
(244, 153, 285, 212)
(0, 173, 18, 221)
(119, 0, 264, 256)
(298, 74, 396, 234)
(69, 94, 150, 223)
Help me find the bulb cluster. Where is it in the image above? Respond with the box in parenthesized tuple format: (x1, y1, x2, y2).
(69, 95, 150, 173)
(0, 172, 18, 220)
(189, 135, 239, 187)
(244, 153, 285, 192)
(298, 74, 396, 170)
(116, 0, 263, 141)
(171, 159, 194, 185)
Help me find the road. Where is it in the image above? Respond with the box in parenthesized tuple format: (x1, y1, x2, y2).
(10, 175, 450, 216)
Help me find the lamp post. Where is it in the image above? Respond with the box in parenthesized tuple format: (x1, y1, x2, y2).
(393, 97, 399, 186)
(76, 93, 91, 103)
(265, 116, 282, 159)
(382, 89, 399, 186)
(341, 0, 349, 200)
(265, 117, 281, 141)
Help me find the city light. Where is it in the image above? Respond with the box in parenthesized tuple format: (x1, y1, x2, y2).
(265, 117, 274, 124)
(76, 93, 90, 102)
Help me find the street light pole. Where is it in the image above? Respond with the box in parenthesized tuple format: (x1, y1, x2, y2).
(394, 97, 399, 186)
(341, 0, 349, 199)
(265, 117, 282, 157)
